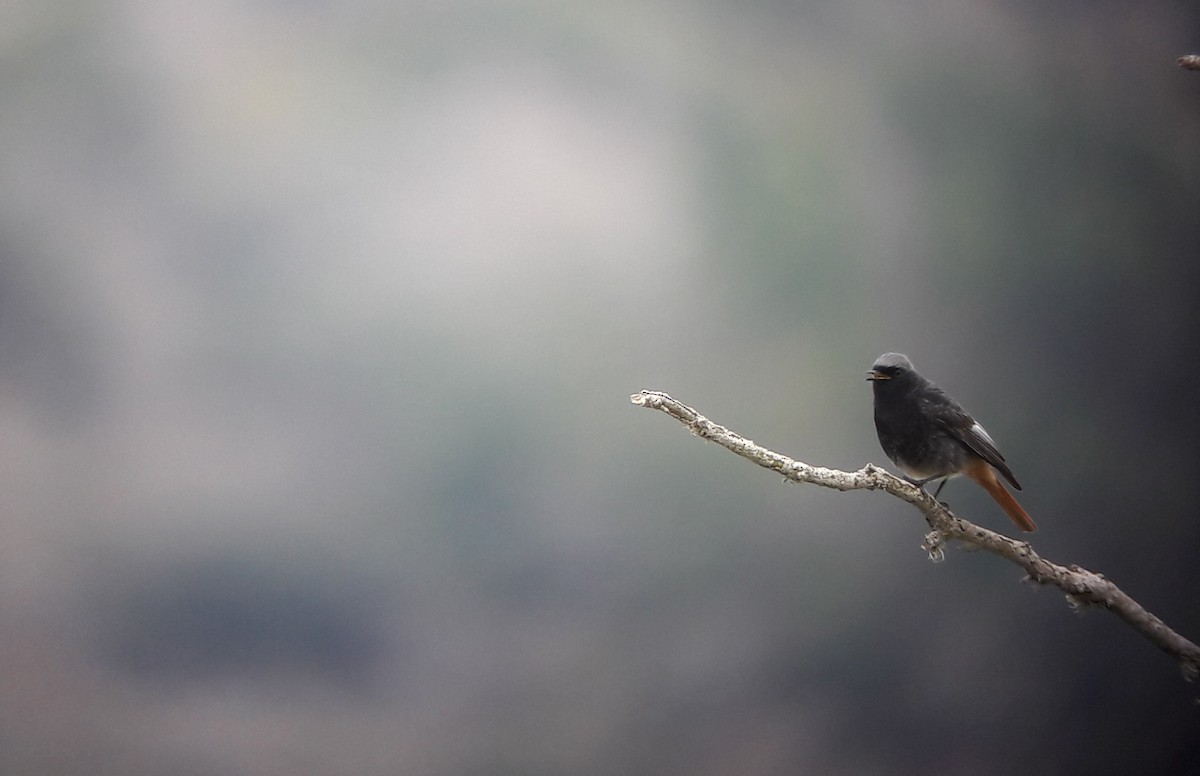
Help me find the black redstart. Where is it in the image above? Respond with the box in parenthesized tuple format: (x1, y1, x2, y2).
(867, 352, 1036, 532)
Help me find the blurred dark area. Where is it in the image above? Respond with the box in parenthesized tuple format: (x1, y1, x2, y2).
(98, 555, 388, 691)
(1, 2, 1199, 774)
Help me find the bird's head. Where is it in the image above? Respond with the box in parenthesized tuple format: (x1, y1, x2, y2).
(866, 352, 916, 384)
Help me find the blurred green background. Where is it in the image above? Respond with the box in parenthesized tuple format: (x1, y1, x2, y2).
(1, 2, 1198, 774)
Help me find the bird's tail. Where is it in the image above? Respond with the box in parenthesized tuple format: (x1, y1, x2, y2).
(967, 464, 1037, 533)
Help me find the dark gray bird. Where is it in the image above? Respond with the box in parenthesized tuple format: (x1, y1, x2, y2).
(867, 353, 1036, 532)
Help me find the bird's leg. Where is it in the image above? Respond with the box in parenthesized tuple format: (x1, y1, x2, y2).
(902, 473, 941, 489)
(902, 474, 952, 506)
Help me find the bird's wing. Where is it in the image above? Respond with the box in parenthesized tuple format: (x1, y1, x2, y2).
(922, 392, 1022, 490)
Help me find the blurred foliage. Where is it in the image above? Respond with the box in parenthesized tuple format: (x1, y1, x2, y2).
(0, 2, 1198, 775)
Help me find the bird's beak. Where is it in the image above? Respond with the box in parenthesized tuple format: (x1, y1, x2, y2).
(866, 370, 889, 382)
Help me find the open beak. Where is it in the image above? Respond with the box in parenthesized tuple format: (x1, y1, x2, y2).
(865, 370, 889, 382)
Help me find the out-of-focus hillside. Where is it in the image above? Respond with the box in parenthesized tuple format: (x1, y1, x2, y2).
(0, 2, 1198, 774)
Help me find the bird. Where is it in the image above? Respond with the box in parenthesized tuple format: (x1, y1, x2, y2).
(866, 352, 1036, 532)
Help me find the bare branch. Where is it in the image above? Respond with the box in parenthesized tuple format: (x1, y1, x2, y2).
(630, 389, 1200, 680)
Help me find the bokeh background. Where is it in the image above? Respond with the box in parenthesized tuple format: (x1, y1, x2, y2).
(2, 2, 1199, 774)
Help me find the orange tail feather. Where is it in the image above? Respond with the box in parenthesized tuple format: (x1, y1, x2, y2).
(967, 465, 1037, 533)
